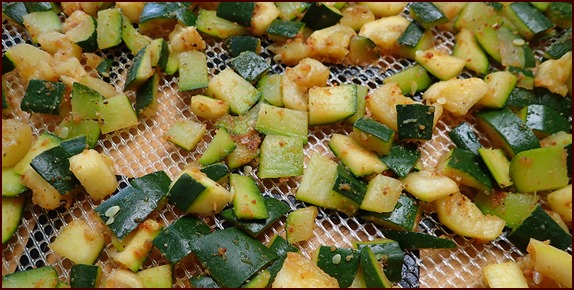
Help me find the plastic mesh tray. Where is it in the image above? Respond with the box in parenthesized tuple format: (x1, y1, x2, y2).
(0, 4, 566, 288)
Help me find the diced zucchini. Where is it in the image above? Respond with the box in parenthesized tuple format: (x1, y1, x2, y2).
(229, 51, 270, 83)
(120, 14, 151, 55)
(4, 43, 57, 85)
(251, 2, 280, 36)
(544, 28, 572, 60)
(111, 219, 162, 272)
(220, 197, 290, 238)
(70, 264, 102, 288)
(55, 119, 101, 149)
(437, 147, 493, 192)
(170, 168, 233, 215)
(502, 2, 553, 40)
(266, 19, 305, 42)
(396, 103, 435, 141)
(134, 71, 159, 118)
(380, 144, 420, 178)
(14, 132, 61, 175)
(359, 194, 421, 232)
(526, 239, 572, 288)
(20, 79, 65, 115)
(286, 206, 318, 244)
(30, 145, 80, 195)
(474, 191, 538, 229)
(332, 164, 367, 206)
(358, 15, 410, 54)
(2, 195, 25, 244)
(366, 83, 414, 131)
(301, 2, 343, 30)
(196, 9, 249, 39)
(152, 215, 211, 264)
(329, 133, 387, 177)
(216, 2, 255, 27)
(508, 205, 572, 251)
(519, 104, 571, 138)
(453, 28, 489, 75)
(448, 122, 482, 155)
(96, 8, 123, 49)
(138, 2, 196, 34)
(2, 2, 28, 26)
(178, 50, 209, 92)
(190, 95, 230, 121)
(344, 85, 368, 125)
(384, 65, 432, 96)
(339, 3, 375, 31)
(360, 174, 404, 213)
(276, 2, 310, 20)
(308, 84, 357, 126)
(397, 21, 425, 48)
(359, 246, 392, 288)
(1, 266, 59, 288)
(409, 2, 447, 29)
(353, 238, 405, 282)
(509, 146, 569, 193)
(136, 265, 172, 288)
(546, 2, 572, 29)
(347, 35, 379, 66)
(307, 24, 357, 63)
(243, 269, 271, 288)
(77, 75, 119, 98)
(272, 252, 339, 287)
(257, 74, 283, 107)
(312, 246, 360, 288)
(350, 117, 394, 156)
(415, 49, 466, 81)
(482, 262, 529, 288)
(101, 269, 144, 288)
(70, 82, 102, 120)
(475, 107, 541, 158)
(190, 227, 278, 288)
(547, 184, 572, 223)
(224, 35, 261, 57)
(497, 25, 536, 69)
(50, 219, 105, 265)
(97, 94, 139, 134)
(479, 71, 518, 109)
(540, 131, 572, 148)
(64, 11, 98, 53)
(22, 11, 62, 44)
(198, 129, 236, 166)
(403, 170, 459, 203)
(2, 119, 34, 168)
(477, 148, 512, 188)
(534, 51, 571, 97)
(433, 191, 505, 242)
(163, 119, 206, 151)
(207, 68, 261, 115)
(124, 46, 154, 92)
(2, 167, 27, 197)
(225, 143, 260, 170)
(230, 173, 267, 220)
(258, 135, 304, 179)
(69, 149, 117, 201)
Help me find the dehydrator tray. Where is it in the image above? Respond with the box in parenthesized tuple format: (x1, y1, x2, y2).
(2, 2, 571, 288)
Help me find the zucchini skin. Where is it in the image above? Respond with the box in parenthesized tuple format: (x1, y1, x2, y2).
(152, 215, 211, 264)
(30, 146, 80, 195)
(359, 194, 421, 232)
(508, 206, 572, 252)
(220, 197, 290, 238)
(449, 122, 482, 155)
(315, 246, 360, 288)
(216, 2, 255, 27)
(21, 79, 65, 115)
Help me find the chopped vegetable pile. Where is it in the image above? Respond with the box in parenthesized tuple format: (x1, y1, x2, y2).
(2, 2, 572, 288)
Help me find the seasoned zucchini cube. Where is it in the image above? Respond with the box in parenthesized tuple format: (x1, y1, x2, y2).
(230, 173, 268, 220)
(359, 194, 421, 232)
(1, 265, 59, 288)
(474, 191, 538, 229)
(437, 147, 494, 192)
(55, 119, 101, 149)
(71, 82, 103, 120)
(258, 135, 304, 179)
(152, 215, 211, 264)
(360, 174, 404, 213)
(178, 50, 209, 92)
(396, 103, 434, 141)
(20, 79, 65, 115)
(220, 197, 290, 238)
(111, 219, 162, 272)
(207, 67, 262, 115)
(163, 119, 206, 151)
(519, 104, 571, 138)
(351, 117, 395, 156)
(229, 51, 270, 83)
(224, 35, 261, 57)
(308, 84, 357, 126)
(196, 9, 249, 39)
(409, 2, 448, 29)
(30, 146, 80, 195)
(273, 252, 339, 287)
(285, 206, 318, 244)
(301, 2, 343, 31)
(380, 144, 420, 178)
(448, 122, 482, 155)
(97, 94, 139, 134)
(266, 19, 305, 42)
(69, 149, 118, 201)
(509, 146, 569, 193)
(198, 128, 236, 166)
(255, 103, 308, 144)
(49, 219, 105, 265)
(216, 2, 255, 27)
(329, 133, 387, 177)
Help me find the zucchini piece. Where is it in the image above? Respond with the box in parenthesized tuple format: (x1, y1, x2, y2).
(2, 119, 33, 168)
(216, 2, 255, 27)
(20, 79, 65, 115)
(380, 230, 457, 250)
(397, 21, 425, 48)
(148, 38, 169, 70)
(308, 84, 357, 126)
(415, 49, 466, 81)
(508, 205, 572, 252)
(1, 266, 59, 288)
(265, 235, 299, 287)
(96, 8, 123, 49)
(475, 107, 541, 158)
(353, 239, 404, 283)
(190, 95, 229, 120)
(347, 35, 379, 66)
(224, 35, 261, 57)
(163, 119, 206, 151)
(502, 2, 553, 40)
(497, 26, 536, 69)
(196, 9, 249, 39)
(215, 101, 260, 135)
(71, 82, 103, 120)
(55, 119, 101, 149)
(70, 264, 102, 288)
(50, 219, 105, 265)
(64, 11, 98, 53)
(220, 197, 290, 238)
(380, 144, 420, 178)
(329, 133, 387, 177)
(359, 194, 421, 232)
(125, 46, 154, 92)
(190, 227, 278, 288)
(359, 246, 393, 288)
(258, 135, 304, 179)
(230, 173, 267, 220)
(4, 43, 56, 85)
(135, 71, 159, 118)
(477, 148, 513, 188)
(229, 51, 270, 83)
(526, 239, 572, 288)
(243, 270, 271, 288)
(251, 2, 280, 36)
(2, 167, 27, 197)
(546, 2, 572, 29)
(547, 184, 572, 223)
(306, 24, 356, 63)
(255, 103, 308, 145)
(402, 170, 459, 203)
(14, 132, 62, 175)
(257, 74, 283, 107)
(508, 66, 535, 90)
(225, 143, 260, 170)
(506, 87, 539, 108)
(60, 135, 88, 156)
(396, 103, 434, 141)
(198, 128, 236, 166)
(519, 104, 571, 138)
(207, 67, 261, 115)
(344, 85, 368, 125)
(273, 252, 339, 287)
(2, 196, 25, 244)
(453, 28, 489, 76)
(482, 262, 529, 288)
(301, 2, 343, 30)
(168, 168, 233, 215)
(449, 122, 482, 155)
(383, 65, 432, 96)
(313, 246, 360, 288)
(474, 191, 538, 229)
(351, 117, 394, 156)
(339, 2, 375, 31)
(276, 2, 311, 20)
(540, 131, 572, 148)
(121, 14, 152, 56)
(22, 11, 62, 44)
(437, 147, 493, 192)
(296, 153, 360, 216)
(266, 19, 305, 42)
(138, 2, 196, 34)
(199, 163, 230, 183)
(111, 219, 162, 272)
(360, 174, 403, 213)
(152, 215, 211, 264)
(69, 149, 117, 201)
(332, 164, 367, 205)
(479, 71, 518, 109)
(30, 146, 80, 195)
(97, 94, 139, 134)
(409, 2, 447, 29)
(2, 2, 28, 26)
(178, 50, 209, 92)
(137, 265, 172, 288)
(509, 146, 569, 193)
(285, 206, 318, 244)
(544, 28, 572, 60)
(434, 191, 506, 242)
(94, 171, 170, 240)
